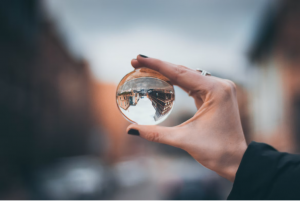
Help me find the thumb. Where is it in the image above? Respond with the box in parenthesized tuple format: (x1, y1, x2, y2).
(126, 124, 182, 147)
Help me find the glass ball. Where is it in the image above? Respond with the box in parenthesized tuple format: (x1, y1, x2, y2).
(116, 67, 175, 125)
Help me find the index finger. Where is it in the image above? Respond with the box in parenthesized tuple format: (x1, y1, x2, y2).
(131, 55, 212, 91)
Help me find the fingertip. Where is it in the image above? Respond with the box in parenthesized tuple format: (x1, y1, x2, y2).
(131, 59, 142, 68)
(138, 54, 149, 58)
(126, 124, 136, 133)
(127, 124, 142, 136)
(127, 128, 140, 136)
(136, 54, 154, 65)
(136, 54, 151, 63)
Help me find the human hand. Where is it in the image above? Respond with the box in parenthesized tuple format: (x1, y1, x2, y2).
(127, 55, 247, 182)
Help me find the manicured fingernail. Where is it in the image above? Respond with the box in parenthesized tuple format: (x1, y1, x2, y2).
(139, 54, 148, 58)
(128, 129, 140, 136)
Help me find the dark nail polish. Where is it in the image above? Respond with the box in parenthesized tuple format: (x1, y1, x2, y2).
(128, 129, 140, 136)
(139, 54, 148, 58)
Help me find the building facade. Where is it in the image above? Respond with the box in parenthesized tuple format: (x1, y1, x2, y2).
(148, 89, 175, 120)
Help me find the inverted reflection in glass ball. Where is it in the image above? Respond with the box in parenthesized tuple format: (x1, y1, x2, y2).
(116, 67, 175, 125)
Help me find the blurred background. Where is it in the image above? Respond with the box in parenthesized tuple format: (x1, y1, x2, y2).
(1, 0, 300, 199)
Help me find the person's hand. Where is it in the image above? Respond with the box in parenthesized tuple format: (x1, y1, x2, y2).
(127, 55, 247, 182)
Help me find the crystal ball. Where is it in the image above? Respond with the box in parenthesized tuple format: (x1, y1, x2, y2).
(116, 67, 175, 125)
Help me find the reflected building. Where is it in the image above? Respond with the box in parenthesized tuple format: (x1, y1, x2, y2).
(117, 90, 140, 110)
(148, 89, 175, 121)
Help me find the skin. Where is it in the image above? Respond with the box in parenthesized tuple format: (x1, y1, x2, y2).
(127, 55, 247, 182)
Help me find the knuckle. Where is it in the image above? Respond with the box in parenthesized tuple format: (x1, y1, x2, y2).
(146, 131, 160, 143)
(226, 80, 237, 91)
(200, 77, 237, 102)
(222, 82, 233, 93)
(220, 80, 236, 97)
(177, 65, 188, 70)
(208, 79, 236, 101)
(173, 65, 189, 83)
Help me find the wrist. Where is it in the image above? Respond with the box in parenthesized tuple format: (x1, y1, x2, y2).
(215, 141, 247, 182)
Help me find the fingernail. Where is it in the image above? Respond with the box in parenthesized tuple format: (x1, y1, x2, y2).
(128, 129, 140, 136)
(132, 58, 137, 60)
(139, 54, 148, 58)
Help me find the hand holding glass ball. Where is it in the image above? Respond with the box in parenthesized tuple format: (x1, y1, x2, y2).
(116, 67, 175, 125)
(121, 55, 247, 183)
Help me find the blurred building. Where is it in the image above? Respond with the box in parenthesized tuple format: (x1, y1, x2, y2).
(0, 0, 110, 199)
(248, 0, 300, 152)
(92, 81, 132, 162)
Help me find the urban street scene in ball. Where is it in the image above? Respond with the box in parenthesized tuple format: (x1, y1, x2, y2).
(116, 77, 175, 125)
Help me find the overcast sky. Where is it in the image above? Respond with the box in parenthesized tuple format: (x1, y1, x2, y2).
(43, 0, 271, 115)
(43, 0, 271, 82)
